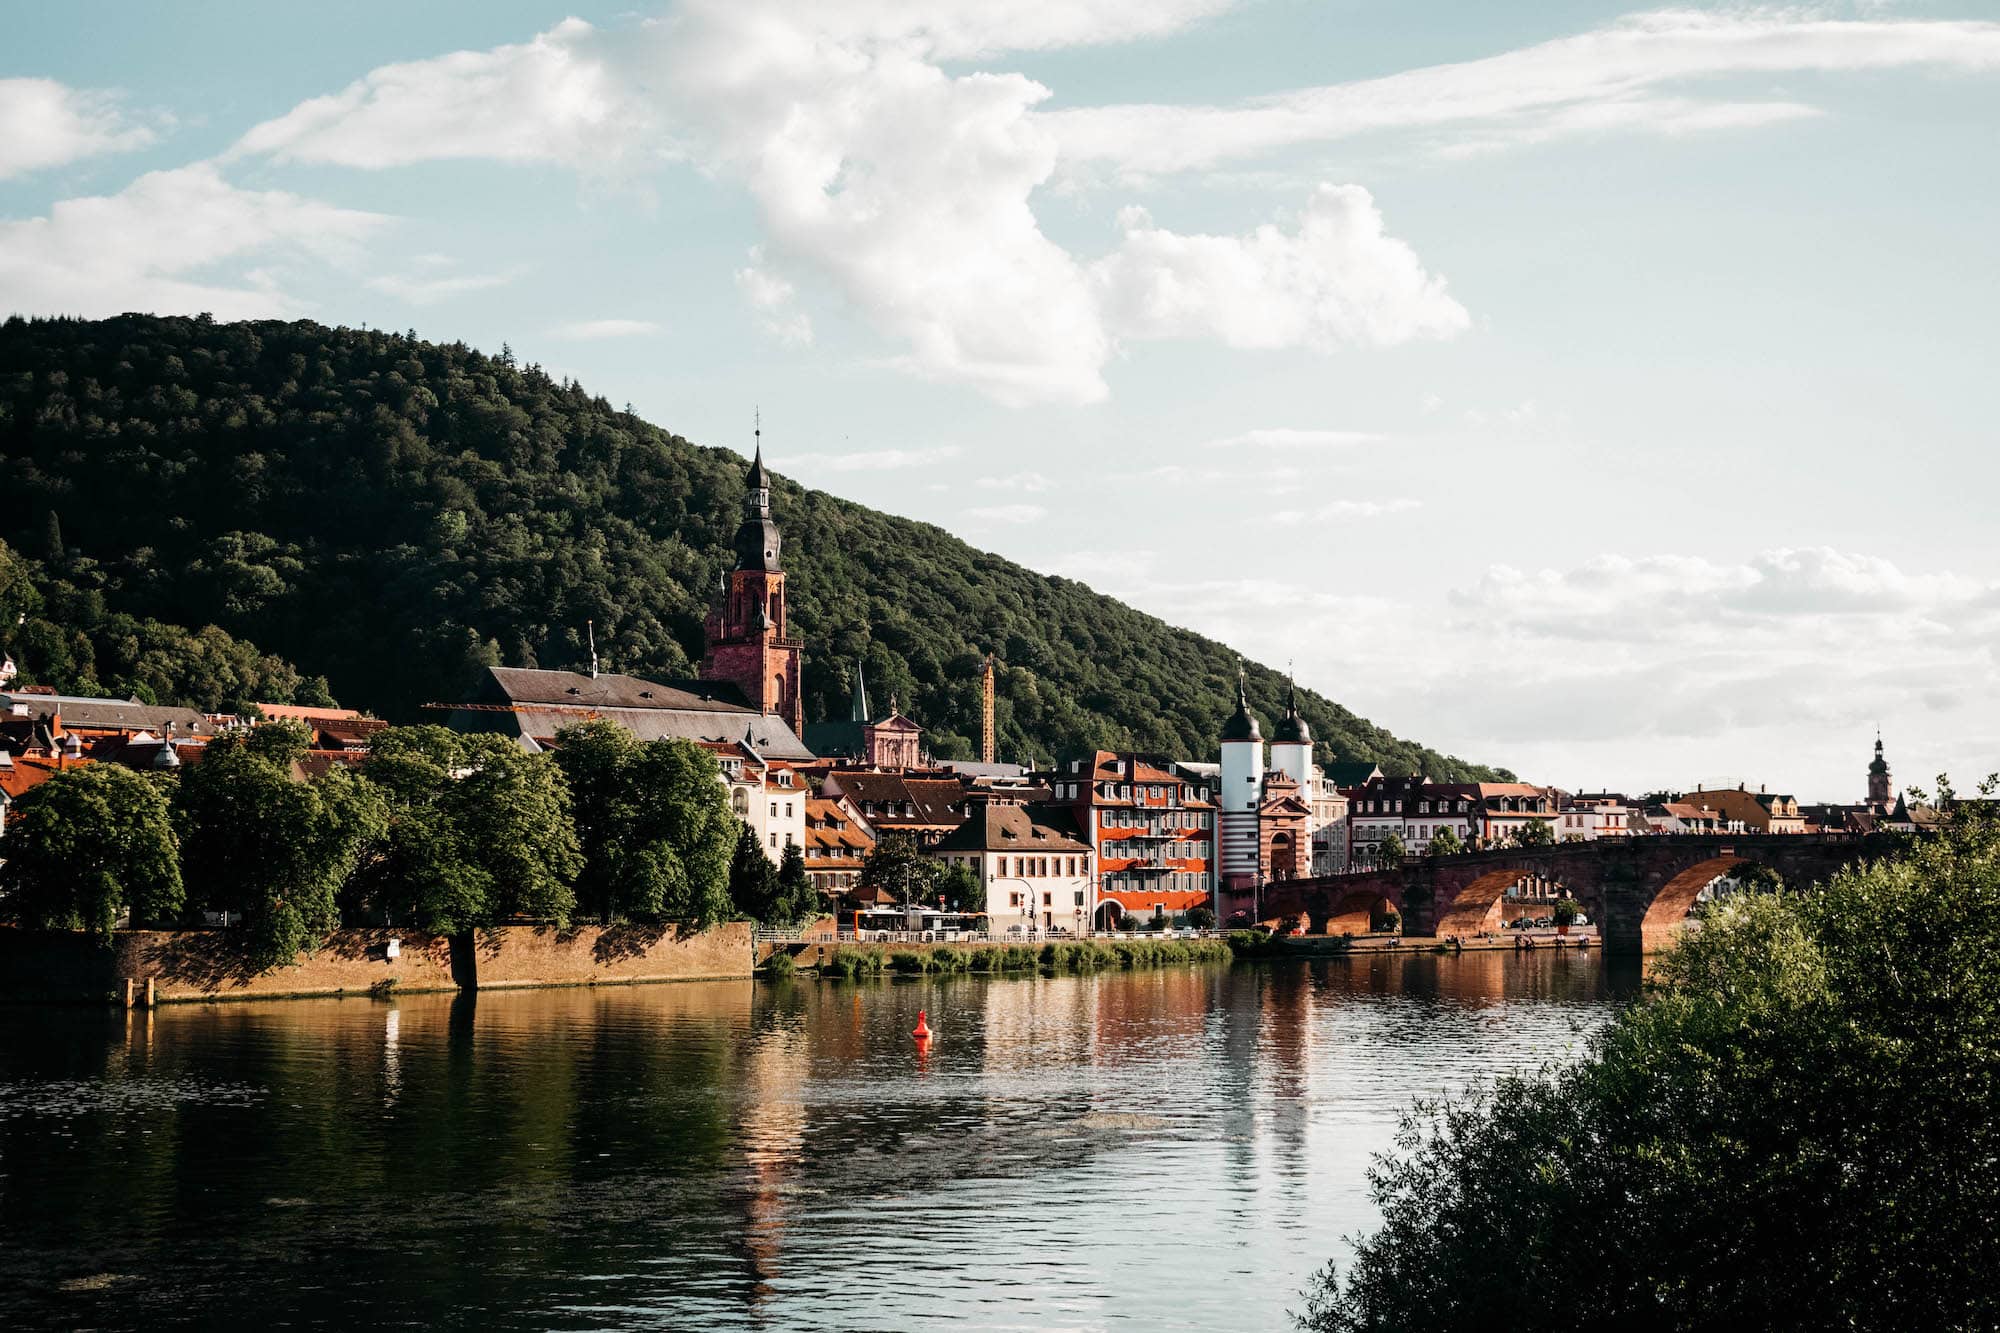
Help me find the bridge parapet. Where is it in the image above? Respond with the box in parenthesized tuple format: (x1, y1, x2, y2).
(1250, 833, 1897, 954)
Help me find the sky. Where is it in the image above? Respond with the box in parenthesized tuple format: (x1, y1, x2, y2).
(4, 1, 1998, 802)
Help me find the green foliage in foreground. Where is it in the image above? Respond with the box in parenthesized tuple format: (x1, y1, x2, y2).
(176, 720, 385, 968)
(0, 764, 182, 935)
(1298, 790, 2000, 1333)
(549, 720, 735, 926)
(0, 314, 1504, 777)
(358, 726, 582, 934)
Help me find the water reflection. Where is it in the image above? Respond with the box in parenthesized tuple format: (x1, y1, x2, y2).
(0, 955, 1635, 1331)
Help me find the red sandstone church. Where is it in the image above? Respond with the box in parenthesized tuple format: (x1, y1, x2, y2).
(446, 442, 817, 761)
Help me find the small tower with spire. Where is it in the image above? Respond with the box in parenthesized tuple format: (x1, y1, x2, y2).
(1218, 665, 1266, 893)
(1269, 672, 1314, 793)
(700, 414, 804, 736)
(1867, 730, 1893, 810)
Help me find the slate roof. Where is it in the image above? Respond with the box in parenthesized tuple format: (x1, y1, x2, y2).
(933, 802, 1091, 854)
(452, 667, 814, 761)
(3, 691, 217, 737)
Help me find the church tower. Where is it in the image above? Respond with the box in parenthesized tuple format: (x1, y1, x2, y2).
(700, 429, 804, 737)
(1867, 732, 1892, 810)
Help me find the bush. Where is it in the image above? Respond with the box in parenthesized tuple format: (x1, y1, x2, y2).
(888, 950, 928, 974)
(1298, 792, 2000, 1333)
(759, 950, 797, 979)
(1185, 905, 1217, 930)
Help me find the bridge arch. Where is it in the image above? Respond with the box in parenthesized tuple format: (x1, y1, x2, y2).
(1322, 888, 1396, 935)
(1434, 867, 1546, 937)
(1640, 855, 1772, 943)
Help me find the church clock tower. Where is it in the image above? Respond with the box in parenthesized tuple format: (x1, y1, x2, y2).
(700, 430, 804, 736)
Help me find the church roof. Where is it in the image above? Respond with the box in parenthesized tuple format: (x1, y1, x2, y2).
(457, 667, 814, 760)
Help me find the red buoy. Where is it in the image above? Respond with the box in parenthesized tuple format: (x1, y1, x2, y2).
(912, 1010, 932, 1040)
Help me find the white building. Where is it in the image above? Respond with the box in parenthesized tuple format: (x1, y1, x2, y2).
(712, 742, 806, 864)
(934, 800, 1095, 935)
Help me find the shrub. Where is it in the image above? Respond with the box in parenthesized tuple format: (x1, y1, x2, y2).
(888, 950, 928, 974)
(1297, 790, 2000, 1333)
(760, 950, 797, 979)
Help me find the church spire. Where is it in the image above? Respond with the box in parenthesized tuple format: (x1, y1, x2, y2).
(1221, 663, 1261, 743)
(1273, 669, 1312, 745)
(850, 661, 872, 722)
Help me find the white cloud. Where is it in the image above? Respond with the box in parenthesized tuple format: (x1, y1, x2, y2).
(1035, 540, 2000, 797)
(1048, 9, 2000, 175)
(965, 503, 1048, 524)
(1095, 187, 1470, 352)
(789, 445, 962, 471)
(734, 260, 814, 347)
(228, 19, 648, 171)
(366, 266, 522, 305)
(1208, 427, 1385, 450)
(548, 317, 663, 339)
(977, 471, 1053, 492)
(226, 7, 1465, 405)
(0, 78, 161, 178)
(0, 164, 386, 320)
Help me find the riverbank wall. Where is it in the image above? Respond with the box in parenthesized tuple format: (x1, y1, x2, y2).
(0, 922, 755, 1005)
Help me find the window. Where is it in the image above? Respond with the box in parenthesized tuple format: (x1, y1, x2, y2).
(1009, 891, 1023, 908)
(769, 801, 777, 817)
(784, 802, 793, 817)
(768, 833, 777, 848)
(1074, 891, 1085, 906)
(1042, 892, 1052, 907)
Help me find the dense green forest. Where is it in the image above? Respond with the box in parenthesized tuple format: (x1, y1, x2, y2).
(0, 314, 1502, 778)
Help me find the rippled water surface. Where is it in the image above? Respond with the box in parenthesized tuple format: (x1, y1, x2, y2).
(0, 954, 1638, 1330)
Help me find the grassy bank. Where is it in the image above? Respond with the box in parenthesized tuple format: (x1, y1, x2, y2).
(811, 937, 1235, 979)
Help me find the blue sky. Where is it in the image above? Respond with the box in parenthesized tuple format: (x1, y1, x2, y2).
(5, 1, 1997, 799)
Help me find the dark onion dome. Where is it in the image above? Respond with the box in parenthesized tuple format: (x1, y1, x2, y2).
(734, 513, 781, 571)
(1221, 673, 1261, 742)
(734, 447, 782, 571)
(1272, 679, 1312, 745)
(1869, 736, 1889, 776)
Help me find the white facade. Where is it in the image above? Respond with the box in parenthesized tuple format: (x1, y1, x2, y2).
(958, 848, 1095, 935)
(1218, 733, 1263, 890)
(719, 752, 805, 864)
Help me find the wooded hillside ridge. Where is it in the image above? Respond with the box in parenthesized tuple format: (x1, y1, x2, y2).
(0, 313, 1505, 778)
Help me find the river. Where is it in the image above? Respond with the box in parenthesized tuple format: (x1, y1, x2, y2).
(0, 953, 1639, 1330)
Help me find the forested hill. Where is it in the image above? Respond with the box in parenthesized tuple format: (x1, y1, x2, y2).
(0, 314, 1504, 778)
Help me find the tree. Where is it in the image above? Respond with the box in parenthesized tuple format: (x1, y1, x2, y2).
(175, 720, 384, 967)
(859, 834, 939, 906)
(550, 721, 734, 925)
(0, 314, 1509, 782)
(938, 861, 982, 913)
(1298, 780, 2000, 1333)
(1552, 896, 1580, 927)
(358, 725, 580, 933)
(1427, 826, 1465, 857)
(1378, 832, 1406, 869)
(728, 823, 778, 921)
(1, 765, 181, 934)
(773, 842, 817, 924)
(1185, 904, 1217, 930)
(1510, 819, 1555, 848)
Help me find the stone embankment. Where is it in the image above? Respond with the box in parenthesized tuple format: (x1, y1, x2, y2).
(0, 921, 754, 1005)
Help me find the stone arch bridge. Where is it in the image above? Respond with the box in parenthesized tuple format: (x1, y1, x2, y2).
(1253, 834, 1898, 954)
